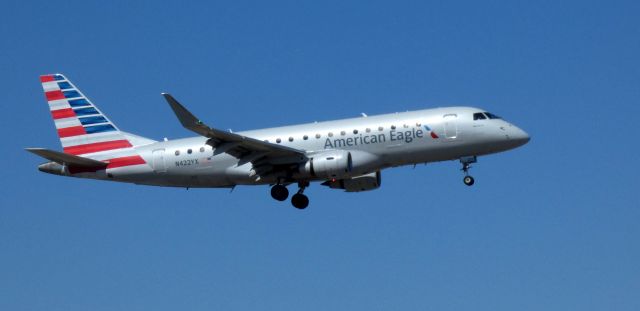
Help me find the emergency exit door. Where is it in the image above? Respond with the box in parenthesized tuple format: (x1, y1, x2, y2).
(152, 149, 166, 173)
(443, 114, 458, 139)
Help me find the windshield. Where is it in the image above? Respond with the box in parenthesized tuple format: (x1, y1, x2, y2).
(484, 112, 501, 119)
(473, 112, 487, 120)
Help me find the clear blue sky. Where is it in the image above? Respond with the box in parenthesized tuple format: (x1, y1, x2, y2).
(1, 1, 638, 310)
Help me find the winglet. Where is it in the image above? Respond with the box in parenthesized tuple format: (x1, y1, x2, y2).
(161, 94, 305, 159)
(26, 148, 107, 167)
(162, 93, 217, 138)
(162, 93, 200, 127)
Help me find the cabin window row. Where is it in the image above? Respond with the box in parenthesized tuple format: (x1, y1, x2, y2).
(265, 122, 423, 144)
(172, 121, 428, 152)
(175, 146, 206, 156)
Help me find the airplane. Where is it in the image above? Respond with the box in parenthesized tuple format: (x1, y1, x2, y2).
(27, 74, 530, 209)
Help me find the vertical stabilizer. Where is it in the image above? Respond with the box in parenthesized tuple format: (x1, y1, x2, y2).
(40, 74, 147, 168)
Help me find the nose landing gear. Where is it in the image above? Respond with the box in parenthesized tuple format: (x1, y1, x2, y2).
(463, 175, 475, 186)
(460, 156, 477, 186)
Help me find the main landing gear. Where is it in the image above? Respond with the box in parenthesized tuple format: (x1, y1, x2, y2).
(460, 156, 477, 186)
(270, 181, 310, 209)
(270, 184, 289, 201)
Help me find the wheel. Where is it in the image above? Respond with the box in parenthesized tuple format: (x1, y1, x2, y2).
(291, 193, 309, 209)
(270, 184, 289, 201)
(463, 175, 475, 186)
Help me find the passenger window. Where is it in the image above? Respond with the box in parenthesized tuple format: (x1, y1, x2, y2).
(353, 129, 358, 134)
(288, 137, 294, 142)
(200, 147, 205, 152)
(391, 125, 396, 130)
(366, 128, 371, 133)
(316, 133, 321, 139)
(276, 138, 282, 143)
(328, 132, 333, 137)
(340, 131, 346, 136)
(175, 150, 180, 156)
(473, 113, 487, 120)
(187, 149, 192, 154)
(303, 135, 308, 140)
(378, 126, 383, 131)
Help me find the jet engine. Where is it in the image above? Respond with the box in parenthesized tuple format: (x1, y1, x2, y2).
(297, 149, 383, 180)
(299, 150, 353, 179)
(322, 171, 381, 192)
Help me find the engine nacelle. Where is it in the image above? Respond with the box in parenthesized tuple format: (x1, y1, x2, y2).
(300, 150, 353, 179)
(322, 171, 382, 192)
(297, 150, 382, 180)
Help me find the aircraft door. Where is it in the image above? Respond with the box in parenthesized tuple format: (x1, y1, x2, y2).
(152, 149, 167, 173)
(443, 114, 458, 139)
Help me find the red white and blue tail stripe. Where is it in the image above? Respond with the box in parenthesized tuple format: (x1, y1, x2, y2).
(40, 74, 147, 169)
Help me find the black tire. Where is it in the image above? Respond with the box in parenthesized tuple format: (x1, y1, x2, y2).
(270, 185, 289, 201)
(291, 193, 309, 209)
(463, 176, 475, 186)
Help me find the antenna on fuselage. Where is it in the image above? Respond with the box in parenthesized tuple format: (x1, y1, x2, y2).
(361, 113, 368, 117)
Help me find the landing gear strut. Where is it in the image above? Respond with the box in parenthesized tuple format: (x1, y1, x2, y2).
(291, 181, 309, 209)
(460, 156, 477, 186)
(270, 184, 289, 201)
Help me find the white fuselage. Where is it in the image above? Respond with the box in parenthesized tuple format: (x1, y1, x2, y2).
(56, 106, 528, 188)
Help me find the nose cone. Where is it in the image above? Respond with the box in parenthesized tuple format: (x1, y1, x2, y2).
(509, 126, 530, 148)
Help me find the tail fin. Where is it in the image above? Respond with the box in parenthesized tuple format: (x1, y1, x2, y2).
(40, 74, 146, 163)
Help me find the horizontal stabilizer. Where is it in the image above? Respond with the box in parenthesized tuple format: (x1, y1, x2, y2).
(25, 148, 107, 168)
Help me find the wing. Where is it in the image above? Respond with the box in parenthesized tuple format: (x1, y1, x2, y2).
(162, 94, 307, 179)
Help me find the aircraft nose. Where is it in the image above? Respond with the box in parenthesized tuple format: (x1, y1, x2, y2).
(510, 126, 530, 147)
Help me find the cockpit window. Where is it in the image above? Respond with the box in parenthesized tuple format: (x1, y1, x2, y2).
(484, 112, 501, 119)
(473, 112, 487, 120)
